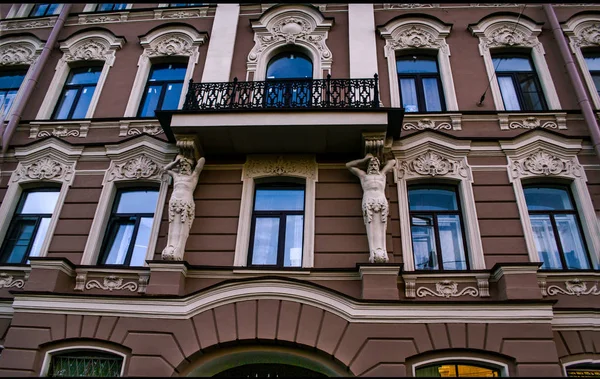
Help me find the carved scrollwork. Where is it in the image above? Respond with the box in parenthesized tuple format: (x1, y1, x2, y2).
(244, 155, 317, 180)
(509, 117, 558, 130)
(0, 43, 37, 65)
(402, 119, 452, 131)
(85, 275, 138, 292)
(12, 157, 74, 183)
(388, 26, 446, 52)
(416, 280, 479, 298)
(482, 26, 538, 50)
(64, 39, 110, 62)
(36, 125, 81, 138)
(546, 279, 600, 296)
(1, 19, 56, 30)
(106, 154, 162, 182)
(81, 15, 122, 24)
(146, 35, 194, 57)
(397, 151, 469, 179)
(0, 273, 25, 289)
(510, 150, 582, 179)
(572, 23, 600, 48)
(126, 124, 164, 136)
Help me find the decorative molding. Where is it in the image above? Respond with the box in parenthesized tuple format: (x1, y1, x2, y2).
(126, 124, 164, 137)
(85, 275, 138, 292)
(397, 150, 470, 179)
(545, 279, 600, 297)
(509, 117, 558, 130)
(386, 25, 448, 56)
(243, 154, 318, 180)
(382, 4, 439, 9)
(509, 150, 583, 180)
(0, 273, 25, 289)
(0, 17, 56, 31)
(29, 124, 89, 139)
(481, 25, 538, 51)
(362, 132, 387, 159)
(416, 280, 479, 298)
(0, 41, 39, 66)
(247, 5, 333, 80)
(105, 154, 163, 182)
(404, 279, 416, 298)
(153, 7, 208, 19)
(11, 156, 75, 184)
(403, 118, 451, 131)
(498, 113, 567, 130)
(118, 120, 164, 137)
(78, 12, 128, 25)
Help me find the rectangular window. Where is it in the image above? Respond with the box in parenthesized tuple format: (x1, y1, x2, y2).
(248, 183, 305, 267)
(95, 4, 128, 11)
(524, 185, 591, 270)
(98, 188, 159, 266)
(0, 70, 27, 118)
(52, 66, 102, 120)
(492, 54, 547, 111)
(169, 3, 205, 7)
(48, 351, 123, 377)
(584, 52, 600, 99)
(0, 188, 60, 264)
(29, 4, 60, 17)
(408, 185, 468, 270)
(396, 55, 445, 113)
(138, 63, 187, 117)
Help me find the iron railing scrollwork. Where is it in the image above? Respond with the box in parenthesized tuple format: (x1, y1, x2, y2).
(183, 74, 380, 110)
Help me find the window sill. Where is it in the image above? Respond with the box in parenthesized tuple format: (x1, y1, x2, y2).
(537, 270, 600, 297)
(402, 271, 490, 299)
(74, 266, 150, 294)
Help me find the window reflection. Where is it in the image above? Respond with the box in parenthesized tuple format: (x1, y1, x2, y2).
(416, 363, 500, 377)
(30, 4, 60, 17)
(584, 52, 600, 99)
(492, 55, 547, 111)
(138, 63, 187, 117)
(52, 66, 102, 120)
(396, 55, 445, 112)
(0, 70, 27, 119)
(265, 52, 313, 108)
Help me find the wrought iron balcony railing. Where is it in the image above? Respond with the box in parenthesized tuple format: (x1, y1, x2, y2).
(183, 74, 380, 111)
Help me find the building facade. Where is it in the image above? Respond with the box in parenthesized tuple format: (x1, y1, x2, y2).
(0, 2, 598, 377)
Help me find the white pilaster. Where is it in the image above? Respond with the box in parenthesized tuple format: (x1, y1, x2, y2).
(201, 4, 240, 83)
(348, 3, 378, 79)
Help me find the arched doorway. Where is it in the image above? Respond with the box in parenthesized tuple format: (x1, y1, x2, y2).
(265, 51, 313, 108)
(184, 345, 349, 377)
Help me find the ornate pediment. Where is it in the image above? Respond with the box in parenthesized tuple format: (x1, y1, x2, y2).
(0, 43, 37, 65)
(59, 31, 124, 66)
(509, 150, 583, 180)
(481, 25, 538, 50)
(106, 154, 163, 182)
(570, 22, 600, 48)
(64, 39, 110, 62)
(243, 155, 317, 180)
(397, 150, 470, 180)
(146, 34, 195, 57)
(11, 156, 75, 184)
(384, 25, 448, 57)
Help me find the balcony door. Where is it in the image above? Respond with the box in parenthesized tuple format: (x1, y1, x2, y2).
(265, 52, 313, 108)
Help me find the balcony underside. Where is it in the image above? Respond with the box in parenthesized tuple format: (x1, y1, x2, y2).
(157, 109, 402, 155)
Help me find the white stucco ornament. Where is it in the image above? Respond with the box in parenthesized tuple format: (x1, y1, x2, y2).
(161, 154, 205, 261)
(347, 154, 396, 263)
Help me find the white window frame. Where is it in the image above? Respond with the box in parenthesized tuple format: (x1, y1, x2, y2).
(233, 155, 318, 268)
(81, 135, 177, 266)
(0, 35, 44, 118)
(36, 30, 125, 120)
(14, 4, 64, 18)
(562, 14, 600, 109)
(246, 4, 333, 81)
(0, 139, 82, 262)
(123, 26, 207, 118)
(40, 345, 127, 377)
(412, 357, 509, 377)
(82, 4, 133, 12)
(378, 16, 458, 111)
(501, 131, 600, 270)
(393, 131, 485, 271)
(469, 15, 561, 111)
(562, 358, 600, 377)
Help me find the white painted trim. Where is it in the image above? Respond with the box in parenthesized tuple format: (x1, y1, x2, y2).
(378, 17, 458, 110)
(5, 4, 19, 18)
(81, 136, 178, 266)
(201, 4, 240, 82)
(247, 4, 333, 81)
(12, 279, 555, 323)
(40, 345, 127, 377)
(233, 155, 318, 268)
(470, 15, 561, 110)
(562, 14, 600, 110)
(123, 25, 207, 117)
(35, 30, 125, 120)
(562, 358, 600, 376)
(552, 311, 600, 331)
(412, 357, 510, 377)
(14, 3, 63, 18)
(348, 4, 378, 79)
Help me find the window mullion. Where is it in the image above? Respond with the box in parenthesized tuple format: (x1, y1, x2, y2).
(432, 213, 444, 270)
(277, 213, 286, 267)
(124, 216, 142, 266)
(21, 216, 42, 264)
(67, 85, 84, 119)
(549, 213, 568, 270)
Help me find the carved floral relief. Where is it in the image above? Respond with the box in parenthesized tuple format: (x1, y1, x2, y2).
(106, 154, 162, 182)
(244, 155, 317, 180)
(12, 157, 74, 183)
(510, 150, 583, 179)
(397, 151, 469, 179)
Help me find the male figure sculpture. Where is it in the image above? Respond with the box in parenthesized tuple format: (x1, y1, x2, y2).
(161, 154, 205, 260)
(346, 153, 396, 263)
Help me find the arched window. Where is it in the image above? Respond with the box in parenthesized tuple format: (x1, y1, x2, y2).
(46, 350, 124, 377)
(0, 69, 27, 118)
(415, 361, 501, 377)
(523, 185, 591, 270)
(265, 52, 313, 108)
(491, 53, 547, 111)
(583, 50, 600, 99)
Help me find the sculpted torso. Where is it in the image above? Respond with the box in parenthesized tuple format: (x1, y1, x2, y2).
(361, 174, 387, 200)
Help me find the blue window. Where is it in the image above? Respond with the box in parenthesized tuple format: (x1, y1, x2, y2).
(98, 188, 159, 266)
(96, 4, 128, 11)
(0, 188, 60, 264)
(138, 63, 187, 117)
(29, 4, 60, 17)
(52, 66, 102, 120)
(584, 52, 600, 98)
(265, 52, 313, 108)
(492, 54, 547, 111)
(396, 55, 445, 113)
(408, 185, 468, 270)
(0, 70, 26, 118)
(169, 3, 205, 7)
(524, 185, 591, 270)
(249, 182, 305, 267)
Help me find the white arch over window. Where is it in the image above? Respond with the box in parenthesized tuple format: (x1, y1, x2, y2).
(40, 345, 127, 377)
(247, 5, 333, 81)
(469, 14, 562, 111)
(562, 13, 600, 109)
(233, 155, 318, 268)
(378, 16, 458, 110)
(562, 358, 600, 376)
(412, 356, 510, 377)
(36, 29, 125, 120)
(123, 25, 207, 117)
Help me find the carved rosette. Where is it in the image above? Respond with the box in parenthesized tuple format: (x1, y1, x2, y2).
(402, 119, 452, 131)
(510, 150, 582, 180)
(146, 35, 195, 57)
(545, 279, 600, 296)
(64, 39, 110, 62)
(106, 154, 162, 182)
(385, 26, 447, 57)
(416, 280, 479, 298)
(0, 43, 37, 65)
(243, 155, 317, 180)
(12, 157, 74, 183)
(397, 151, 469, 180)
